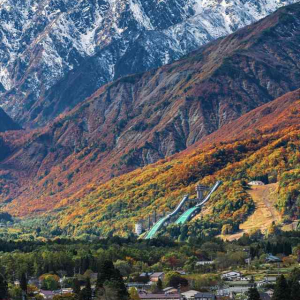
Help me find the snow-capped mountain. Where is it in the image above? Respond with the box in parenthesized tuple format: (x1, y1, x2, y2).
(0, 0, 298, 126)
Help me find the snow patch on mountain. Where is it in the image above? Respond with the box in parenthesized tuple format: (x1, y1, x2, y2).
(0, 0, 298, 126)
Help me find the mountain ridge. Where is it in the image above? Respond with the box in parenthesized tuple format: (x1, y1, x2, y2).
(0, 3, 300, 226)
(0, 0, 298, 127)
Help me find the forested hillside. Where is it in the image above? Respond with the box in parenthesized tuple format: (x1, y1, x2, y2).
(9, 89, 299, 238)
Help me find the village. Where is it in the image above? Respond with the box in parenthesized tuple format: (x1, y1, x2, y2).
(8, 252, 298, 300)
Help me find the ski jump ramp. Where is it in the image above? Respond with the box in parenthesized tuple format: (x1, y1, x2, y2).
(145, 195, 189, 239)
(145, 181, 222, 239)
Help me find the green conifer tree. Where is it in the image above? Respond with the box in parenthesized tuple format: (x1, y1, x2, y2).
(290, 279, 300, 300)
(272, 275, 290, 300)
(247, 285, 261, 300)
(20, 273, 27, 293)
(96, 260, 116, 289)
(95, 260, 128, 300)
(73, 278, 81, 295)
(0, 275, 8, 300)
(80, 277, 92, 300)
(157, 278, 163, 292)
(20, 272, 28, 300)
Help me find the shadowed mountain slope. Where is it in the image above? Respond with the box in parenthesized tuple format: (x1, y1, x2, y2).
(0, 108, 20, 132)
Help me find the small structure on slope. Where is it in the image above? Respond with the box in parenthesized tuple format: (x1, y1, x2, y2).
(248, 181, 265, 186)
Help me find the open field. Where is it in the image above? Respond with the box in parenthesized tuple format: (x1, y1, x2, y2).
(222, 183, 282, 241)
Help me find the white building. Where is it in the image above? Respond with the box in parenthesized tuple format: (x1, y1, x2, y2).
(248, 181, 265, 186)
(196, 261, 214, 266)
(135, 222, 143, 235)
(221, 271, 242, 281)
(182, 290, 200, 300)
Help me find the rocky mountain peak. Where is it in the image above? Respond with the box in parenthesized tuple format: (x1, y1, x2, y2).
(0, 0, 298, 126)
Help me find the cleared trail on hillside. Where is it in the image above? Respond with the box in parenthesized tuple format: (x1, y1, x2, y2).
(223, 183, 282, 241)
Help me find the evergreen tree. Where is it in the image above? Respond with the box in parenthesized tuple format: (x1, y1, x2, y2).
(144, 273, 150, 284)
(103, 277, 129, 300)
(82, 256, 90, 273)
(247, 284, 261, 300)
(80, 278, 92, 300)
(95, 260, 128, 300)
(289, 268, 300, 283)
(111, 269, 129, 300)
(290, 280, 300, 300)
(179, 225, 188, 242)
(266, 241, 272, 254)
(96, 260, 116, 289)
(20, 272, 27, 294)
(157, 279, 163, 292)
(272, 275, 290, 300)
(0, 275, 8, 300)
(250, 247, 256, 259)
(73, 278, 81, 295)
(86, 277, 92, 299)
(283, 242, 292, 256)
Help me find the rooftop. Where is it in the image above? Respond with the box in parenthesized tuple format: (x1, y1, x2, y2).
(150, 272, 164, 277)
(194, 293, 216, 299)
(139, 294, 181, 299)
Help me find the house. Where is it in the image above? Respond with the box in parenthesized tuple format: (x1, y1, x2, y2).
(61, 288, 74, 294)
(265, 254, 282, 263)
(194, 292, 217, 300)
(217, 281, 253, 297)
(139, 293, 181, 300)
(163, 287, 178, 294)
(240, 276, 251, 281)
(150, 272, 165, 282)
(264, 276, 277, 284)
(182, 290, 200, 300)
(196, 261, 214, 266)
(217, 287, 250, 297)
(221, 272, 241, 281)
(39, 290, 60, 299)
(140, 272, 153, 278)
(227, 281, 252, 288)
(127, 282, 152, 289)
(256, 276, 277, 288)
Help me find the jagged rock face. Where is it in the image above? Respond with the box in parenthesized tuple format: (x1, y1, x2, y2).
(1, 3, 300, 215)
(0, 0, 298, 126)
